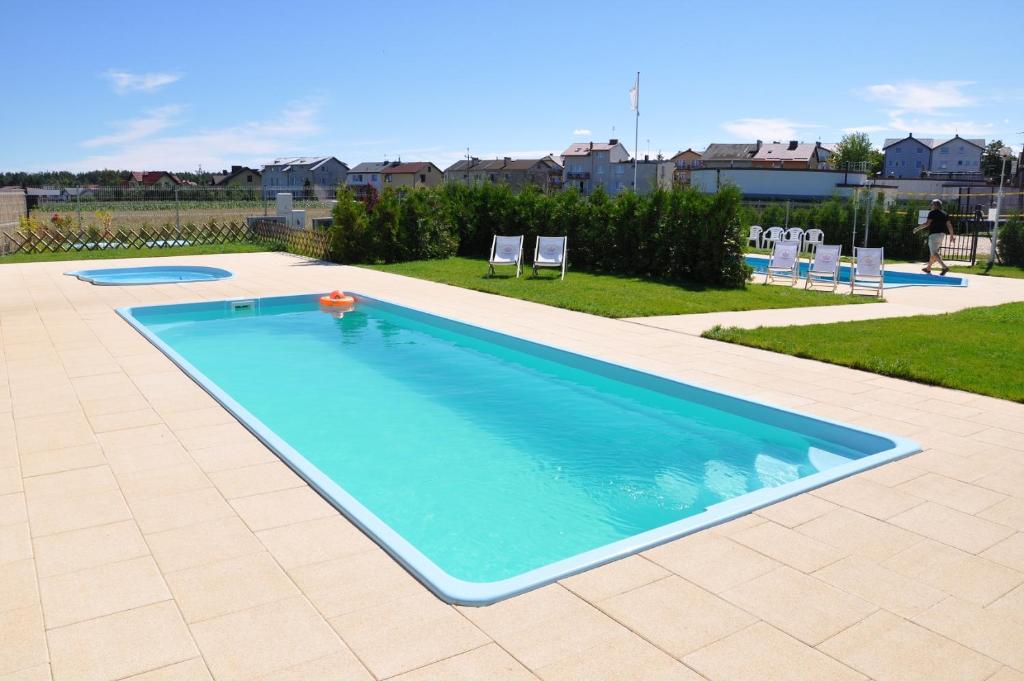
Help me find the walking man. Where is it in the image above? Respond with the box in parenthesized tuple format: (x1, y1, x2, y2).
(914, 199, 955, 275)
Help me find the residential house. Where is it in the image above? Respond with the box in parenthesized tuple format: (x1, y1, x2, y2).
(345, 162, 393, 192)
(560, 139, 631, 195)
(752, 141, 832, 169)
(380, 162, 443, 189)
(261, 157, 348, 199)
(211, 165, 261, 188)
(126, 171, 183, 189)
(670, 148, 703, 185)
(700, 143, 761, 169)
(604, 157, 674, 195)
(443, 156, 563, 191)
(882, 134, 984, 179)
(691, 167, 869, 200)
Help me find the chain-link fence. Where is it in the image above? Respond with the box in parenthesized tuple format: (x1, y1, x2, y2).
(28, 186, 335, 232)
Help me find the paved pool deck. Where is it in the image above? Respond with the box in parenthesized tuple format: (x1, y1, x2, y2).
(1, 252, 1023, 681)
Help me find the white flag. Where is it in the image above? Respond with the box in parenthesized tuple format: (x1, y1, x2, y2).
(629, 73, 639, 112)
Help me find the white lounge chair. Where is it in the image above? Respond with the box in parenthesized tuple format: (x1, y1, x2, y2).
(532, 236, 567, 279)
(747, 225, 763, 249)
(784, 227, 804, 250)
(487, 235, 524, 278)
(764, 240, 801, 286)
(803, 228, 824, 254)
(850, 247, 884, 298)
(762, 226, 785, 250)
(804, 244, 842, 292)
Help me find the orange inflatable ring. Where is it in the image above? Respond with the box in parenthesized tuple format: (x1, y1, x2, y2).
(320, 290, 355, 307)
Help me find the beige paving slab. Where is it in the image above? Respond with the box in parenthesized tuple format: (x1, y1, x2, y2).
(33, 520, 149, 577)
(987, 668, 1024, 681)
(131, 487, 235, 535)
(46, 600, 197, 681)
(189, 442, 277, 473)
(229, 487, 335, 532)
(23, 465, 117, 499)
(164, 552, 299, 624)
(810, 476, 924, 520)
(889, 501, 1016, 554)
(0, 560, 40, 614)
(246, 650, 372, 681)
(819, 610, 1000, 681)
(795, 506, 926, 562)
(0, 663, 52, 681)
(288, 549, 422, 619)
(753, 493, 837, 527)
(987, 584, 1024, 625)
(147, 517, 265, 574)
(730, 520, 843, 573)
(813, 555, 946, 618)
(0, 523, 33, 566)
(683, 621, 866, 681)
(913, 596, 1024, 672)
(980, 498, 1024, 532)
(255, 515, 376, 570)
(599, 576, 755, 659)
(189, 597, 346, 681)
(0, 605, 48, 677)
(0, 493, 27, 526)
(86, 409, 163, 434)
(0, 467, 21, 495)
(884, 538, 1024, 606)
(15, 410, 96, 455)
(641, 531, 779, 594)
(535, 632, 704, 681)
(38, 556, 170, 629)
(897, 473, 1007, 515)
(982, 533, 1024, 572)
(115, 462, 212, 503)
(95, 423, 178, 455)
(329, 591, 488, 679)
(390, 644, 533, 681)
(560, 555, 670, 603)
(103, 441, 193, 475)
(123, 658, 212, 680)
(19, 444, 106, 478)
(25, 488, 131, 537)
(206, 461, 305, 500)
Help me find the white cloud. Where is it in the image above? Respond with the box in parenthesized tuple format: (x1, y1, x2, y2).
(60, 100, 323, 171)
(841, 125, 890, 134)
(104, 70, 182, 94)
(886, 115, 994, 137)
(572, 128, 591, 135)
(721, 118, 819, 141)
(81, 105, 184, 148)
(863, 80, 976, 114)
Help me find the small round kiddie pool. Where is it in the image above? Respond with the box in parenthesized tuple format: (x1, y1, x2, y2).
(66, 265, 232, 286)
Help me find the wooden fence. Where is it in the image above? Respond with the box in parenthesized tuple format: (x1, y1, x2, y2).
(0, 219, 332, 261)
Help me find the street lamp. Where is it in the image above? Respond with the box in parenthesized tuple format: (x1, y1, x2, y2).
(991, 146, 1014, 264)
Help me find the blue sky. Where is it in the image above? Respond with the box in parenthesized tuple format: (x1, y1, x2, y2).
(2, 0, 1021, 173)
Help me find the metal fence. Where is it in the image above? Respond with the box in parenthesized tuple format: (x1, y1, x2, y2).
(29, 186, 335, 231)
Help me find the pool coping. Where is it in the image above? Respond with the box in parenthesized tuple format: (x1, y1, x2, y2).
(116, 291, 922, 606)
(65, 265, 234, 286)
(744, 253, 968, 288)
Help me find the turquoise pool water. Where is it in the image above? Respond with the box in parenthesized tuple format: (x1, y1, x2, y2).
(67, 265, 232, 285)
(122, 293, 918, 603)
(744, 255, 966, 288)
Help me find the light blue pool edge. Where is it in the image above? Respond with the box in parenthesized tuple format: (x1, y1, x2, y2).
(116, 292, 921, 606)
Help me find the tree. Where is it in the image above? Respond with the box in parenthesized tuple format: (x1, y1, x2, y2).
(981, 140, 1008, 179)
(830, 132, 884, 175)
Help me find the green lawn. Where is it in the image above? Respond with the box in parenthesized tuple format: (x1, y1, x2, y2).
(0, 242, 268, 264)
(366, 257, 877, 318)
(702, 303, 1024, 402)
(949, 261, 1024, 280)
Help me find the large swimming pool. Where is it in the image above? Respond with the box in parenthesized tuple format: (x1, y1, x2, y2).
(121, 293, 919, 604)
(744, 254, 966, 288)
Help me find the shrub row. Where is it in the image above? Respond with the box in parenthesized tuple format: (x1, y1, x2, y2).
(329, 183, 749, 287)
(998, 219, 1024, 266)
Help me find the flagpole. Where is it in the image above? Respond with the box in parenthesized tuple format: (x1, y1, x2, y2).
(633, 71, 639, 191)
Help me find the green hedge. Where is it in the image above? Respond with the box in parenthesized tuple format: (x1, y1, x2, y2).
(998, 219, 1024, 266)
(329, 184, 749, 287)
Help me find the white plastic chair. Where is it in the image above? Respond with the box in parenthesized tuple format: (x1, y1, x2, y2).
(850, 247, 885, 298)
(532, 236, 567, 279)
(487, 235, 524, 277)
(764, 240, 800, 286)
(803, 228, 824, 254)
(804, 244, 842, 292)
(784, 227, 805, 250)
(761, 226, 785, 250)
(747, 225, 763, 249)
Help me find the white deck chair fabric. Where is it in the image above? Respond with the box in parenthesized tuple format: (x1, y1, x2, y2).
(762, 226, 784, 249)
(764, 240, 800, 286)
(747, 225, 763, 249)
(488, 235, 524, 277)
(851, 247, 884, 298)
(804, 244, 842, 292)
(533, 236, 567, 279)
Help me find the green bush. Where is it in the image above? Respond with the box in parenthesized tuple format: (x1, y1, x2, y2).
(325, 184, 749, 288)
(998, 219, 1024, 266)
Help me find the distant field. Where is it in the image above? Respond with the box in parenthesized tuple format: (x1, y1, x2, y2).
(31, 199, 333, 229)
